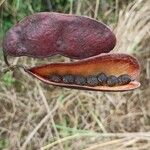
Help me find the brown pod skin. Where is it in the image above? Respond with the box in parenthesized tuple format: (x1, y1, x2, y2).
(25, 53, 140, 92)
(3, 12, 116, 59)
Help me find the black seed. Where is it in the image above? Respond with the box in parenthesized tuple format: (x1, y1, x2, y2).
(118, 74, 131, 85)
(74, 75, 86, 85)
(107, 75, 119, 87)
(50, 75, 62, 82)
(97, 73, 108, 85)
(63, 74, 75, 84)
(87, 75, 99, 86)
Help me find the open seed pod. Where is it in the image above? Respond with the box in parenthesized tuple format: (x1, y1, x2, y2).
(2, 12, 140, 92)
(25, 53, 140, 91)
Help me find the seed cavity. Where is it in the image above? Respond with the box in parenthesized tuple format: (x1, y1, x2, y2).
(47, 73, 132, 87)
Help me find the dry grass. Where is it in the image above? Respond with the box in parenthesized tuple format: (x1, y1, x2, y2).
(0, 0, 150, 150)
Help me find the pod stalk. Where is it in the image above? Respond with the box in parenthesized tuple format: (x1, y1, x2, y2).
(3, 51, 10, 66)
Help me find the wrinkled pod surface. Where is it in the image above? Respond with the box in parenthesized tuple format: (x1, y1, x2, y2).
(3, 12, 140, 92)
(3, 12, 116, 59)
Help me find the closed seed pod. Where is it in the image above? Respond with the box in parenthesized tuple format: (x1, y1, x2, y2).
(3, 12, 116, 61)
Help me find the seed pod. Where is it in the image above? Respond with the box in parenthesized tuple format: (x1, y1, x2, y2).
(3, 13, 140, 92)
(107, 75, 119, 87)
(87, 75, 99, 86)
(74, 75, 86, 85)
(118, 74, 132, 85)
(3, 12, 116, 61)
(25, 53, 140, 91)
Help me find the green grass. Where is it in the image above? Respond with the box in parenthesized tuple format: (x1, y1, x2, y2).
(1, 71, 15, 87)
(0, 138, 9, 150)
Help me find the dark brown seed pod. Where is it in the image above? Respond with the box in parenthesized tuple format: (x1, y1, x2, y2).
(62, 75, 75, 84)
(97, 73, 108, 85)
(118, 74, 132, 85)
(3, 12, 116, 62)
(107, 75, 119, 87)
(74, 75, 86, 85)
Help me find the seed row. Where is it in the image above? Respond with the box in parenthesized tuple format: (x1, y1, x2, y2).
(48, 73, 132, 87)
